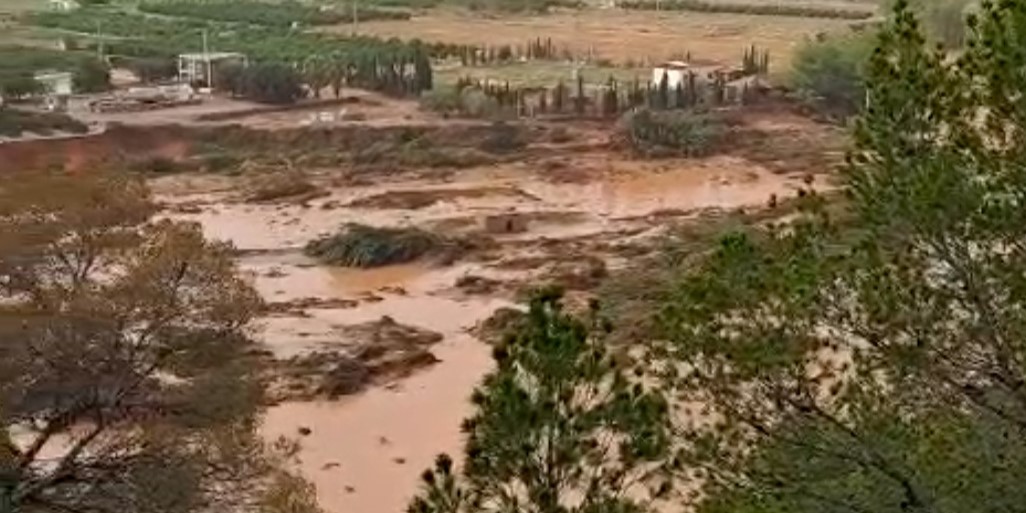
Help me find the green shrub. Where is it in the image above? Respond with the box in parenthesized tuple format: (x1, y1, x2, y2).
(789, 32, 873, 117)
(128, 156, 182, 174)
(0, 75, 43, 100)
(201, 153, 242, 172)
(305, 223, 443, 267)
(420, 86, 506, 119)
(231, 63, 305, 104)
(73, 58, 111, 93)
(618, 108, 725, 158)
(0, 109, 88, 138)
(460, 89, 501, 118)
(419, 86, 463, 115)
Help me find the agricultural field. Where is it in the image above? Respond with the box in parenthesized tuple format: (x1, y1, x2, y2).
(0, 0, 48, 14)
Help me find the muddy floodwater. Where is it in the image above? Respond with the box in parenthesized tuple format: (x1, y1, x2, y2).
(154, 143, 804, 512)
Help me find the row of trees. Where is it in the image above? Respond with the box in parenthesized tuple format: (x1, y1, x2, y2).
(139, 0, 410, 27)
(437, 68, 760, 120)
(0, 47, 110, 102)
(408, 2, 1026, 513)
(300, 45, 433, 99)
(427, 38, 572, 66)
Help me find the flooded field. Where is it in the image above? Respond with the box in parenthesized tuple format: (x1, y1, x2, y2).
(145, 104, 830, 512)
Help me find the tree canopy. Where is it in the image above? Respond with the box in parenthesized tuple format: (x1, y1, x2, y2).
(0, 170, 305, 513)
(653, 0, 1026, 512)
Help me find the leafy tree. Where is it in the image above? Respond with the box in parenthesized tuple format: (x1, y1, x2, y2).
(236, 62, 305, 104)
(72, 57, 111, 93)
(789, 31, 873, 117)
(0, 74, 43, 101)
(0, 170, 287, 513)
(410, 289, 674, 513)
(655, 1, 1026, 513)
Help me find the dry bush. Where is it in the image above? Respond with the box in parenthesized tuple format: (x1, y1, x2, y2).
(245, 172, 325, 203)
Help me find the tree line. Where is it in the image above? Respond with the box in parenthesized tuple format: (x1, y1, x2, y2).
(139, 0, 411, 27)
(429, 46, 770, 120)
(28, 8, 435, 101)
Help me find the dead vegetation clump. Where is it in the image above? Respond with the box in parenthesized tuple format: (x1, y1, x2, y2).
(265, 316, 444, 401)
(264, 297, 360, 316)
(352, 138, 494, 169)
(472, 307, 527, 345)
(304, 223, 444, 267)
(346, 186, 537, 210)
(305, 223, 496, 267)
(543, 255, 609, 291)
(478, 121, 529, 154)
(244, 172, 328, 203)
(455, 274, 504, 295)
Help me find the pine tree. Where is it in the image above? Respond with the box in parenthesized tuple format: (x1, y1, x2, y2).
(657, 2, 1026, 513)
(409, 290, 674, 513)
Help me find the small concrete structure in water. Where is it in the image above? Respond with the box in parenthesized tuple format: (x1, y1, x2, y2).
(483, 212, 528, 234)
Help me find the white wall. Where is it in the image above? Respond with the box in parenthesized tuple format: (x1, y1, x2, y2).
(651, 67, 687, 89)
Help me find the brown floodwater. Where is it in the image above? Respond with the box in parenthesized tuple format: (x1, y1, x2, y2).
(154, 150, 802, 513)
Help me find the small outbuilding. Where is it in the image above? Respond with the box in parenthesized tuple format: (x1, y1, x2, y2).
(177, 52, 247, 89)
(48, 0, 80, 11)
(651, 61, 690, 89)
(483, 213, 529, 234)
(34, 71, 73, 96)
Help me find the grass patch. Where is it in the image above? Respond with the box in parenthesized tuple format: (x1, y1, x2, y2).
(305, 223, 444, 267)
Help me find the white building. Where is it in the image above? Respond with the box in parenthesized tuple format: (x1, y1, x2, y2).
(651, 61, 690, 89)
(48, 0, 80, 11)
(34, 71, 74, 96)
